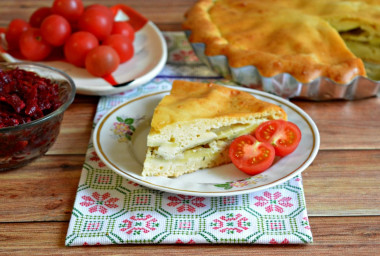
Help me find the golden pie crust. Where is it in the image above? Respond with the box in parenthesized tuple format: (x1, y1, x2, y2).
(150, 80, 286, 133)
(182, 0, 380, 84)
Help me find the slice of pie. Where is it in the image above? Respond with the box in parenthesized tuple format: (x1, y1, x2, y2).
(182, 0, 380, 84)
(142, 80, 287, 177)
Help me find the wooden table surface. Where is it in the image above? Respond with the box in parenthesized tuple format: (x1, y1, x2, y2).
(1, 0, 379, 255)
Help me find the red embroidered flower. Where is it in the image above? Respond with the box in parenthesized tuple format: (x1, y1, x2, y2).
(128, 180, 140, 187)
(80, 192, 119, 214)
(254, 191, 293, 213)
(211, 213, 250, 234)
(119, 214, 159, 235)
(83, 242, 102, 246)
(176, 239, 196, 244)
(167, 195, 206, 213)
(269, 238, 289, 244)
(89, 151, 106, 168)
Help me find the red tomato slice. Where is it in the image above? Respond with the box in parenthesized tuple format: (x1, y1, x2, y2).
(229, 135, 275, 175)
(254, 120, 301, 157)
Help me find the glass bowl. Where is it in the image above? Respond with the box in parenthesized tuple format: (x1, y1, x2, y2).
(0, 62, 76, 171)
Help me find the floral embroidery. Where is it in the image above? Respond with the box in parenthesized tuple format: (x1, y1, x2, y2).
(302, 217, 311, 230)
(176, 239, 196, 244)
(89, 151, 106, 168)
(172, 50, 199, 62)
(269, 238, 289, 244)
(83, 242, 102, 246)
(167, 195, 206, 213)
(127, 180, 141, 187)
(211, 213, 250, 234)
(119, 214, 159, 235)
(80, 192, 119, 214)
(254, 191, 293, 213)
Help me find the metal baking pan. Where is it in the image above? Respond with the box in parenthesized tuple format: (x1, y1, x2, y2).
(185, 31, 380, 101)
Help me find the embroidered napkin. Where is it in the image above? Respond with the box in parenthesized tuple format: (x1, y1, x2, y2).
(65, 32, 313, 246)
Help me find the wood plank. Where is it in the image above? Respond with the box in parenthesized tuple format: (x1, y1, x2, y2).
(303, 150, 380, 216)
(293, 97, 380, 150)
(47, 95, 98, 155)
(0, 150, 379, 222)
(0, 0, 198, 28)
(0, 217, 379, 255)
(0, 155, 83, 222)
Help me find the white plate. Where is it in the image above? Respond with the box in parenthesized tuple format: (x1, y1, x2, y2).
(93, 86, 320, 196)
(0, 21, 167, 96)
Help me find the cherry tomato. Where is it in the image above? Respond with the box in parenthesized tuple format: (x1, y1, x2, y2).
(103, 34, 134, 63)
(29, 7, 52, 28)
(19, 28, 52, 61)
(254, 120, 302, 157)
(111, 21, 135, 42)
(78, 5, 113, 41)
(52, 0, 84, 22)
(5, 19, 30, 50)
(41, 14, 71, 46)
(85, 45, 120, 77)
(85, 4, 114, 16)
(64, 31, 99, 67)
(229, 135, 275, 175)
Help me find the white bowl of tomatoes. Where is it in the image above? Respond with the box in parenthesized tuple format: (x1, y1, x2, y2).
(2, 0, 135, 77)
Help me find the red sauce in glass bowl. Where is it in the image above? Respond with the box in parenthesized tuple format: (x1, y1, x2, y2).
(0, 63, 74, 171)
(0, 68, 62, 128)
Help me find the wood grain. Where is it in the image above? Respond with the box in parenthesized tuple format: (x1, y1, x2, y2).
(0, 0, 198, 30)
(0, 217, 379, 255)
(303, 150, 380, 216)
(294, 97, 380, 150)
(47, 95, 98, 155)
(0, 155, 83, 222)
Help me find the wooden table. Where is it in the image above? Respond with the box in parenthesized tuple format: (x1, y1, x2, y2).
(1, 1, 379, 255)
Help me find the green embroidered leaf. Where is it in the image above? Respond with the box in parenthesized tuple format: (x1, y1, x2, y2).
(125, 134, 131, 141)
(116, 116, 124, 123)
(130, 125, 136, 132)
(124, 118, 134, 124)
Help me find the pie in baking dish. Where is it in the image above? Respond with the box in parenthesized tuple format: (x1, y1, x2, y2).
(142, 80, 287, 177)
(183, 0, 380, 84)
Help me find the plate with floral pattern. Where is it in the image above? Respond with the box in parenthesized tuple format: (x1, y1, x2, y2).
(93, 86, 320, 196)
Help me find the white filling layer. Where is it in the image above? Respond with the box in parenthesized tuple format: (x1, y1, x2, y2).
(151, 122, 261, 160)
(143, 140, 230, 177)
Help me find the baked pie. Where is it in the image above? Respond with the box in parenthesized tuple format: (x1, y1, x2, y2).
(142, 80, 287, 177)
(183, 0, 380, 84)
